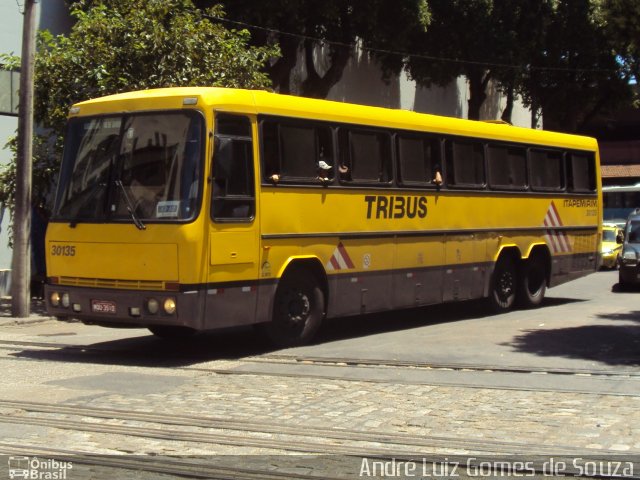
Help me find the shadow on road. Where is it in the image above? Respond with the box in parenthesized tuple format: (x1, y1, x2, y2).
(8, 295, 590, 368)
(504, 312, 640, 367)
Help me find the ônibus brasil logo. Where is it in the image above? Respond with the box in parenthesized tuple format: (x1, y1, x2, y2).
(8, 457, 72, 479)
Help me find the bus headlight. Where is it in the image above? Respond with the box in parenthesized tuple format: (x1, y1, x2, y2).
(50, 292, 61, 307)
(61, 293, 71, 308)
(163, 298, 177, 315)
(147, 298, 159, 314)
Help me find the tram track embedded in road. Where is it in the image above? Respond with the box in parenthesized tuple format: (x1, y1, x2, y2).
(0, 399, 637, 480)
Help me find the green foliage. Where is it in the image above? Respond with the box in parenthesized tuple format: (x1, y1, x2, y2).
(603, 0, 640, 84)
(406, 0, 632, 128)
(36, 0, 278, 135)
(0, 53, 20, 70)
(0, 0, 278, 227)
(517, 0, 632, 131)
(0, 135, 59, 246)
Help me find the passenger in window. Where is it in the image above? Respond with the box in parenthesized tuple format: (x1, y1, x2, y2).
(316, 145, 333, 184)
(432, 164, 443, 186)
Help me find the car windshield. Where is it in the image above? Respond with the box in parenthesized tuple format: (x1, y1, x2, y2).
(602, 229, 617, 242)
(53, 111, 204, 223)
(626, 220, 640, 243)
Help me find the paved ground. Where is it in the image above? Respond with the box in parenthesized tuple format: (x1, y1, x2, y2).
(0, 270, 638, 478)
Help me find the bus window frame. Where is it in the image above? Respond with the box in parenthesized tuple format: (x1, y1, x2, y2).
(395, 131, 443, 189)
(443, 136, 487, 190)
(566, 150, 597, 194)
(527, 147, 566, 193)
(259, 116, 336, 186)
(337, 126, 394, 186)
(486, 142, 529, 192)
(211, 112, 256, 224)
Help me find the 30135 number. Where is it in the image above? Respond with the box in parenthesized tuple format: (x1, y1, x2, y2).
(51, 245, 76, 257)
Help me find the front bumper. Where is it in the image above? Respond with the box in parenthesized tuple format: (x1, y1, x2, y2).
(619, 263, 640, 285)
(44, 284, 203, 329)
(601, 251, 619, 269)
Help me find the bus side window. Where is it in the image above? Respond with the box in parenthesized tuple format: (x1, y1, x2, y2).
(212, 114, 255, 222)
(397, 134, 441, 187)
(261, 118, 334, 184)
(567, 152, 596, 192)
(445, 139, 485, 188)
(339, 128, 392, 184)
(487, 144, 527, 190)
(529, 149, 565, 191)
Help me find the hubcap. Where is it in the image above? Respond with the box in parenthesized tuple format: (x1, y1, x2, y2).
(284, 290, 310, 326)
(499, 271, 514, 299)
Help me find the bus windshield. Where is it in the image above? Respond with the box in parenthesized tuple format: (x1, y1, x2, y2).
(53, 110, 204, 224)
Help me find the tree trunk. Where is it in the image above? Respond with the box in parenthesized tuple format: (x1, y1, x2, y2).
(501, 84, 514, 124)
(268, 36, 300, 94)
(467, 68, 491, 120)
(300, 40, 352, 99)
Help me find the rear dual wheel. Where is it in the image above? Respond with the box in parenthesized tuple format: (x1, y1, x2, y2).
(489, 254, 548, 312)
(517, 255, 547, 308)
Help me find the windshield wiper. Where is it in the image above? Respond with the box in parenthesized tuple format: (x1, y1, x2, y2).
(114, 180, 146, 230)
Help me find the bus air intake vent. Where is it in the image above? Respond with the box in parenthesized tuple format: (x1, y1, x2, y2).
(58, 277, 171, 291)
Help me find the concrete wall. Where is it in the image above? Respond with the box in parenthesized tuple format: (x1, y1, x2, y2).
(318, 47, 535, 128)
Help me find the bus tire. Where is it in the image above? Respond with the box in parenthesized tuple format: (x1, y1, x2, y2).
(265, 269, 325, 347)
(148, 325, 196, 339)
(489, 255, 517, 313)
(517, 257, 547, 308)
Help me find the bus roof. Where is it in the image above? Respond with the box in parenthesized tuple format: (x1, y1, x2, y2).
(71, 87, 598, 151)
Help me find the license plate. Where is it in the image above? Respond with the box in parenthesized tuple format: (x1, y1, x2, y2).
(91, 300, 116, 314)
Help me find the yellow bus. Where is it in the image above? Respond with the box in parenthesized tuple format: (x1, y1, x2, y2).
(45, 87, 601, 346)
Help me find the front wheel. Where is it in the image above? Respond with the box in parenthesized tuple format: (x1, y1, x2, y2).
(263, 269, 325, 347)
(489, 256, 517, 313)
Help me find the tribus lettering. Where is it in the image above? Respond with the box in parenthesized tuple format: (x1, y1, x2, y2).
(365, 195, 428, 219)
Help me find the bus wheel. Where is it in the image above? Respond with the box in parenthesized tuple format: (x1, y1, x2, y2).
(148, 325, 196, 339)
(489, 255, 517, 312)
(517, 257, 547, 308)
(266, 270, 324, 347)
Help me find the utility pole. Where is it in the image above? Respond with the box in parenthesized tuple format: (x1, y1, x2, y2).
(11, 0, 37, 317)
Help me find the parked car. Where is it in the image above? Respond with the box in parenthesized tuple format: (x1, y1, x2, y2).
(601, 224, 623, 269)
(618, 210, 640, 287)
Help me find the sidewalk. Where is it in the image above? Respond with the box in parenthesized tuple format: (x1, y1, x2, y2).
(0, 297, 55, 325)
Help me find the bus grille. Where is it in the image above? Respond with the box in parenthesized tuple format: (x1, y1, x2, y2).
(57, 276, 170, 291)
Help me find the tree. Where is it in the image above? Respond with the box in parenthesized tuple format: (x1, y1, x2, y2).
(603, 0, 640, 86)
(517, 0, 632, 132)
(405, 0, 497, 121)
(215, 0, 429, 98)
(0, 0, 278, 220)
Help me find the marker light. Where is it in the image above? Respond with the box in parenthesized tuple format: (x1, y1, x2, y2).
(50, 292, 61, 307)
(163, 298, 177, 315)
(61, 293, 71, 308)
(147, 298, 159, 314)
(182, 97, 198, 106)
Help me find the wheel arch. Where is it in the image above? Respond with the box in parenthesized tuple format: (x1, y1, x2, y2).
(272, 255, 328, 311)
